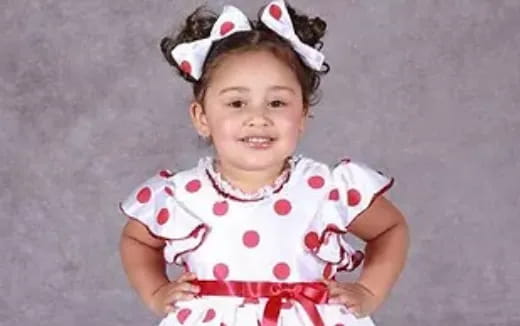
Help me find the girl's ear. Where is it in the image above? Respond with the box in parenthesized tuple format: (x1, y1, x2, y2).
(190, 101, 210, 137)
(299, 107, 309, 134)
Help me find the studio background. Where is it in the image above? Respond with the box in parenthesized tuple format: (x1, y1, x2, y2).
(1, 0, 519, 325)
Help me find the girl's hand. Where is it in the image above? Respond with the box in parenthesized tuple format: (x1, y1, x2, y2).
(323, 279, 381, 319)
(148, 272, 200, 316)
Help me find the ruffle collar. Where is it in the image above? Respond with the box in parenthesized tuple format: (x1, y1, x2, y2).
(199, 155, 302, 201)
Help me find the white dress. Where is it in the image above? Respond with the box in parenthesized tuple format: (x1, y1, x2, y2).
(119, 155, 394, 326)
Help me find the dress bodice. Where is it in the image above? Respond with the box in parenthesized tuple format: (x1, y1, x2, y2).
(119, 155, 393, 326)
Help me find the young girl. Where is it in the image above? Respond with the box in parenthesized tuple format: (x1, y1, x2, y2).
(119, 1, 409, 325)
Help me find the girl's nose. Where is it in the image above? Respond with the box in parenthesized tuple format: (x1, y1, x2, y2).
(246, 116, 270, 127)
(245, 107, 271, 127)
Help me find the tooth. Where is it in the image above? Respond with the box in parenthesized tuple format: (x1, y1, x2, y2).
(247, 137, 269, 143)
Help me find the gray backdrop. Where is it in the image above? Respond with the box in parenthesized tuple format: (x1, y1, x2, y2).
(1, 0, 519, 325)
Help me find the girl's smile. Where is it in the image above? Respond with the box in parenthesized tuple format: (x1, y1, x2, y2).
(239, 135, 276, 149)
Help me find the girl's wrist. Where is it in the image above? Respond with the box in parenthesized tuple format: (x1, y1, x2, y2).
(151, 280, 171, 296)
(355, 279, 388, 304)
(144, 280, 171, 310)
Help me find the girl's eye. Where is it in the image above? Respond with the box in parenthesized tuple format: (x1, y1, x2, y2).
(269, 100, 287, 108)
(228, 100, 245, 109)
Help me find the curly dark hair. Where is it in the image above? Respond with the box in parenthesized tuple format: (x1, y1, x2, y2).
(159, 2, 329, 113)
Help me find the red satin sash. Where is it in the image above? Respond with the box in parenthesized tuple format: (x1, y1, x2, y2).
(191, 280, 329, 326)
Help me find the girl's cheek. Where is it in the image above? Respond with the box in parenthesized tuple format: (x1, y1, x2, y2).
(209, 111, 238, 125)
(278, 111, 304, 126)
(216, 119, 242, 136)
(219, 109, 245, 121)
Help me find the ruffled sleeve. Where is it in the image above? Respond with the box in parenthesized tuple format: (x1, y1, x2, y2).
(307, 159, 394, 273)
(119, 170, 209, 265)
(331, 159, 394, 227)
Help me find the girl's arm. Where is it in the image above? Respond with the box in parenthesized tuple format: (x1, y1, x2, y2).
(119, 219, 170, 309)
(348, 195, 410, 304)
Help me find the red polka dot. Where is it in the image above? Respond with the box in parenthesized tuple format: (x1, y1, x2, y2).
(220, 21, 234, 36)
(335, 324, 345, 326)
(243, 231, 260, 248)
(213, 201, 228, 216)
(164, 186, 174, 196)
(159, 169, 174, 178)
(202, 308, 216, 322)
(180, 61, 192, 74)
(185, 179, 201, 193)
(213, 263, 229, 280)
(323, 263, 333, 279)
(328, 188, 339, 201)
(273, 262, 290, 280)
(177, 308, 191, 324)
(308, 175, 325, 189)
(304, 231, 320, 250)
(269, 4, 282, 20)
(136, 187, 151, 203)
(274, 199, 291, 215)
(156, 208, 169, 225)
(347, 189, 362, 206)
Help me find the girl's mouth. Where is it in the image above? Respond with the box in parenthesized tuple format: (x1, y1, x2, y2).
(239, 136, 275, 149)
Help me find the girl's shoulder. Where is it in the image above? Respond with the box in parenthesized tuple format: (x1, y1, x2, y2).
(119, 155, 394, 204)
(118, 160, 210, 265)
(284, 155, 395, 271)
(292, 155, 393, 190)
(289, 154, 395, 214)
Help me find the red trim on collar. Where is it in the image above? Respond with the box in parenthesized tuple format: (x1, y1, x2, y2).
(204, 167, 292, 202)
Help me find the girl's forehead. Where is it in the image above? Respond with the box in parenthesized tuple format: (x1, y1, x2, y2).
(208, 50, 300, 91)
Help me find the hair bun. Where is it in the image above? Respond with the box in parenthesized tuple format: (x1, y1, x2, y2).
(160, 6, 218, 82)
(181, 6, 217, 40)
(286, 5, 327, 49)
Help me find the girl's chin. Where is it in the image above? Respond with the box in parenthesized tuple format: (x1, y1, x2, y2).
(215, 141, 296, 168)
(230, 153, 291, 171)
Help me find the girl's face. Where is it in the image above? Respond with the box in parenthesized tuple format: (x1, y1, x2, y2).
(191, 50, 307, 173)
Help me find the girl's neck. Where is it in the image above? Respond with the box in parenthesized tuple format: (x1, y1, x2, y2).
(213, 158, 289, 194)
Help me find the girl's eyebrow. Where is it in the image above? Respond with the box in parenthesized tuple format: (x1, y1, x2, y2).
(269, 86, 296, 94)
(219, 86, 248, 95)
(218, 86, 296, 95)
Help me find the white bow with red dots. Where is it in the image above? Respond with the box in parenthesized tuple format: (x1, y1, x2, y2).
(171, 0, 325, 80)
(260, 0, 325, 72)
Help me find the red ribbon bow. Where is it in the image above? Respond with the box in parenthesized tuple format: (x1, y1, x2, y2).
(192, 280, 329, 326)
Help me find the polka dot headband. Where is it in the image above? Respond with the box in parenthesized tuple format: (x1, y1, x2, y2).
(171, 0, 326, 80)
